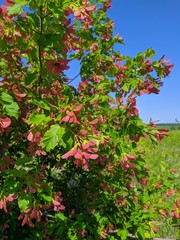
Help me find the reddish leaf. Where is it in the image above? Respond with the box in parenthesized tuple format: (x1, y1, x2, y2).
(61, 115, 70, 123)
(28, 219, 34, 228)
(14, 92, 26, 99)
(81, 143, 90, 150)
(74, 11, 81, 18)
(3, 200, 7, 213)
(27, 132, 33, 142)
(89, 147, 98, 153)
(69, 116, 76, 123)
(66, 110, 74, 117)
(4, 0, 14, 6)
(36, 210, 42, 222)
(126, 154, 135, 161)
(61, 147, 78, 159)
(0, 200, 3, 209)
(0, 116, 11, 128)
(6, 194, 18, 202)
(22, 215, 28, 226)
(89, 154, 98, 160)
(91, 118, 98, 125)
(1, 165, 7, 172)
(82, 160, 89, 170)
(53, 200, 60, 206)
(74, 104, 83, 112)
(83, 153, 90, 160)
(30, 209, 36, 219)
(86, 5, 96, 11)
(79, 129, 88, 135)
(46, 59, 70, 75)
(74, 149, 83, 159)
(128, 163, 136, 169)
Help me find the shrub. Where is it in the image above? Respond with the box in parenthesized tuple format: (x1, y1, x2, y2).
(0, 0, 177, 239)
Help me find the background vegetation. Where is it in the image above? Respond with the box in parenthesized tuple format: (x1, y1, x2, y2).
(140, 128, 180, 238)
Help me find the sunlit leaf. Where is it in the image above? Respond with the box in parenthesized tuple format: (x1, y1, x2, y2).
(42, 124, 65, 152)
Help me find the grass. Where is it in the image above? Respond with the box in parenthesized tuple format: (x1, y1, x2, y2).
(140, 130, 180, 239)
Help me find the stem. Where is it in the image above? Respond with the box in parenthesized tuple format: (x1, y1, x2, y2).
(38, 6, 43, 96)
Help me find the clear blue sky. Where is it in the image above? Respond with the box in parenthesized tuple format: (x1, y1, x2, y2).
(1, 0, 179, 123)
(108, 0, 180, 123)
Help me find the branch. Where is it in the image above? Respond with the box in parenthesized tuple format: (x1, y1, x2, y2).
(11, 54, 27, 79)
(68, 73, 80, 85)
(38, 6, 43, 93)
(105, 230, 136, 239)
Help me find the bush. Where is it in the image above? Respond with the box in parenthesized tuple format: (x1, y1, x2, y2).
(0, 0, 177, 239)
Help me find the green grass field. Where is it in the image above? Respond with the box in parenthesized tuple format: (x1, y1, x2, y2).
(142, 130, 180, 171)
(140, 130, 180, 238)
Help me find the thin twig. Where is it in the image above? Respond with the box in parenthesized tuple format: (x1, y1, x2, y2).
(11, 54, 27, 79)
(42, 12, 52, 19)
(68, 72, 80, 85)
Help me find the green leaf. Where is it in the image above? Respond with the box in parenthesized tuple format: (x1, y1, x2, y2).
(40, 194, 53, 203)
(152, 62, 160, 68)
(117, 229, 128, 240)
(62, 0, 72, 10)
(0, 61, 6, 67)
(54, 213, 67, 221)
(57, 226, 65, 236)
(7, 1, 27, 15)
(25, 72, 37, 86)
(145, 48, 155, 58)
(27, 14, 39, 29)
(60, 130, 74, 149)
(42, 124, 66, 152)
(105, 56, 113, 62)
(136, 226, 145, 240)
(90, 94, 100, 104)
(134, 52, 143, 63)
(122, 83, 129, 92)
(12, 168, 29, 178)
(30, 99, 50, 111)
(1, 92, 19, 119)
(0, 39, 7, 52)
(18, 195, 31, 212)
(15, 156, 34, 166)
(108, 66, 118, 77)
(28, 113, 50, 126)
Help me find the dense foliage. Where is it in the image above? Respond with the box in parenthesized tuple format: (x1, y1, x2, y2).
(0, 0, 178, 239)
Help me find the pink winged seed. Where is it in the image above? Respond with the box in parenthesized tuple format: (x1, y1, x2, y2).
(0, 116, 11, 128)
(61, 147, 78, 159)
(74, 149, 83, 159)
(66, 110, 74, 117)
(79, 129, 88, 135)
(126, 154, 135, 161)
(89, 154, 98, 159)
(86, 5, 96, 11)
(74, 104, 83, 112)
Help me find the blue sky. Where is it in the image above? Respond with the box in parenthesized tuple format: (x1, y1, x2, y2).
(1, 0, 179, 123)
(108, 0, 180, 123)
